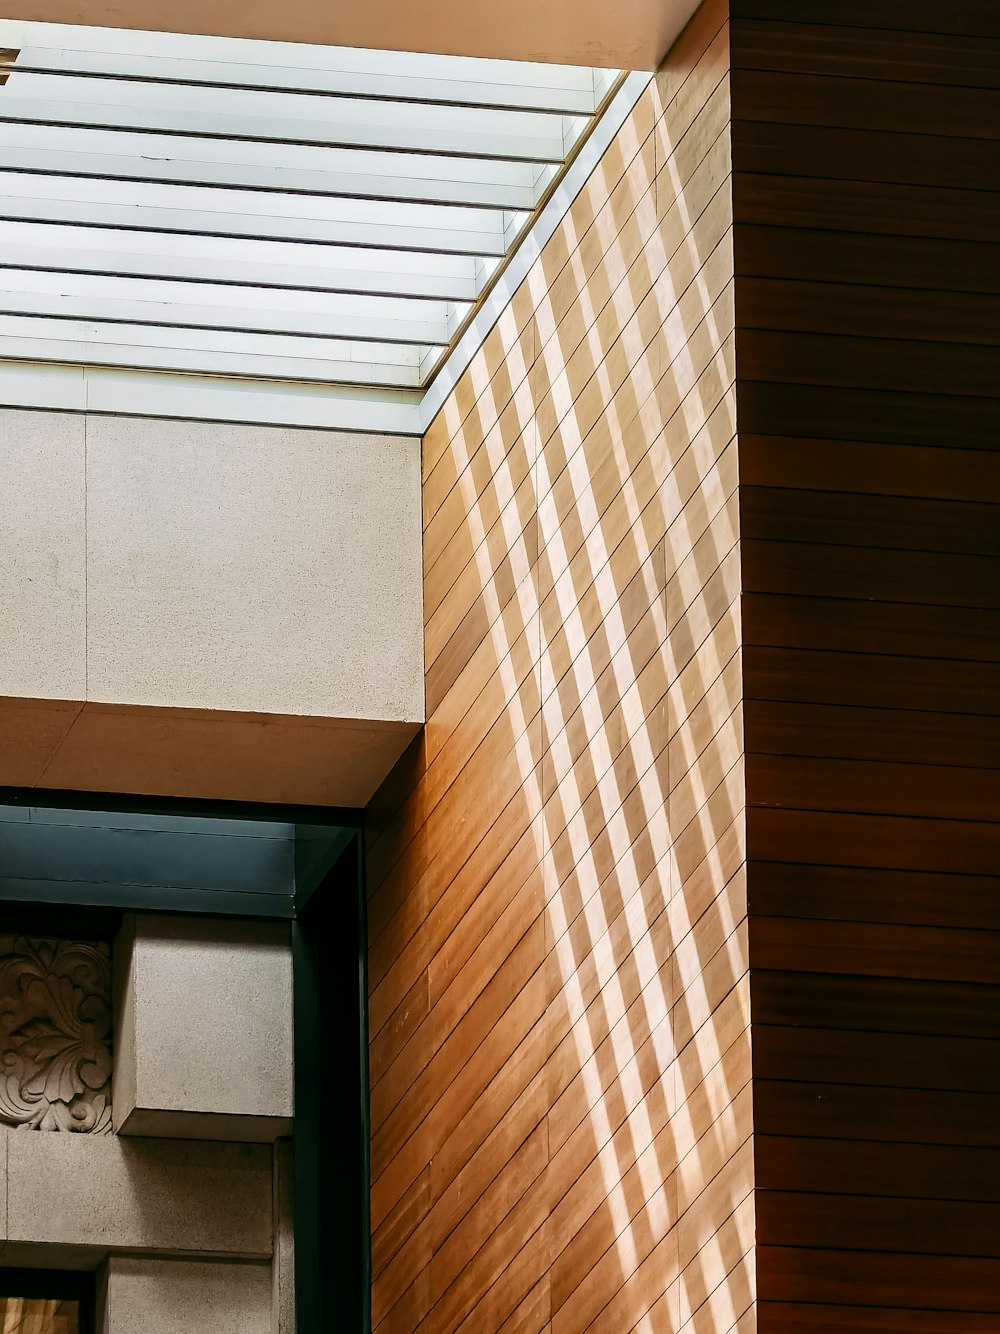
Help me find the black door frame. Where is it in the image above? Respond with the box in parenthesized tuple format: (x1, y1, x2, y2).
(293, 828, 371, 1334)
(0, 787, 370, 1334)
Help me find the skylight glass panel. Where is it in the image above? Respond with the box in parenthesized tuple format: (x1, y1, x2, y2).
(0, 21, 621, 393)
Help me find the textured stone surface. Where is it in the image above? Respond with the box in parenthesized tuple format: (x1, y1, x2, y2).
(6, 1130, 272, 1258)
(99, 1256, 271, 1334)
(271, 1140, 295, 1334)
(0, 409, 85, 699)
(0, 936, 112, 1132)
(0, 407, 423, 804)
(84, 415, 423, 721)
(114, 915, 293, 1141)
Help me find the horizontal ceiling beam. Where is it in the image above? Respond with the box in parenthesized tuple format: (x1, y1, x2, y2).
(0, 174, 513, 254)
(0, 270, 466, 343)
(0, 221, 486, 299)
(1, 72, 579, 162)
(0, 316, 432, 385)
(12, 47, 602, 113)
(0, 23, 612, 85)
(0, 125, 548, 208)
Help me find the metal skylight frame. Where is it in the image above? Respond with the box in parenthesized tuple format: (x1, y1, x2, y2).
(0, 21, 624, 403)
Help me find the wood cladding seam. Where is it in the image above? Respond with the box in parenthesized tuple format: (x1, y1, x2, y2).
(424, 310, 736, 725)
(365, 620, 541, 878)
(369, 808, 540, 1033)
(369, 901, 547, 1136)
(536, 213, 741, 536)
(530, 245, 735, 518)
(535, 124, 733, 452)
(371, 959, 547, 1189)
(370, 984, 548, 1239)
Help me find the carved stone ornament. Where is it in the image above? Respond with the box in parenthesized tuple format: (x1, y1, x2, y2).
(0, 936, 112, 1133)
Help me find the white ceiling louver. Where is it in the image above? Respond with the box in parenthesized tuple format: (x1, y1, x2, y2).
(0, 22, 621, 394)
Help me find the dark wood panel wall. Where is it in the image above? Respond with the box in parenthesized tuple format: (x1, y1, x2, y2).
(730, 3, 1000, 1328)
(364, 0, 755, 1328)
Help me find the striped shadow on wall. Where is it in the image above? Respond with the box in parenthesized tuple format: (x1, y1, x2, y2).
(365, 0, 752, 1328)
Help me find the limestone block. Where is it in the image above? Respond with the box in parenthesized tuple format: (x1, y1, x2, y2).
(0, 406, 424, 805)
(84, 415, 424, 722)
(99, 1257, 271, 1334)
(4, 1130, 271, 1262)
(0, 409, 86, 700)
(114, 915, 293, 1142)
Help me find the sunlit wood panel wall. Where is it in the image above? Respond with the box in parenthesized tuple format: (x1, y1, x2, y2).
(730, 1, 1000, 1327)
(364, 0, 752, 1328)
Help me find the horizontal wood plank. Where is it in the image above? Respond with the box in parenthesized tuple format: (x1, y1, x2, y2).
(733, 18, 1000, 88)
(757, 1195, 1000, 1253)
(749, 861, 1000, 930)
(755, 1084, 1000, 1149)
(753, 1024, 1000, 1094)
(730, 0, 1000, 37)
(751, 970, 1000, 1039)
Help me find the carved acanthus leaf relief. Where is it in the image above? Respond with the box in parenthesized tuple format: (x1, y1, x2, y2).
(0, 936, 112, 1133)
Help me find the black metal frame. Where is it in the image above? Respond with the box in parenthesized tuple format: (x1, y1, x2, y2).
(293, 828, 371, 1333)
(0, 1268, 96, 1334)
(0, 787, 370, 1334)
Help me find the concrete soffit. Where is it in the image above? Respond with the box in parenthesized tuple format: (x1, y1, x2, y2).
(0, 20, 653, 435)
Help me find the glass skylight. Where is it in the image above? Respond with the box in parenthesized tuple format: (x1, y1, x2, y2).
(0, 21, 620, 392)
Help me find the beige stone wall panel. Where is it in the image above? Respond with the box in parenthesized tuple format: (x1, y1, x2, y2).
(3, 1131, 271, 1261)
(99, 1257, 271, 1334)
(113, 915, 293, 1141)
(83, 417, 423, 722)
(0, 414, 424, 803)
(0, 410, 86, 700)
